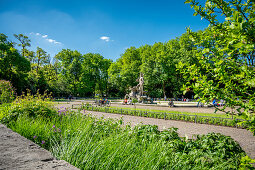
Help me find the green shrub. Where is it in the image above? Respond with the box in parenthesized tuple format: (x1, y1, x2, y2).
(0, 92, 56, 124)
(1, 97, 254, 169)
(0, 80, 15, 104)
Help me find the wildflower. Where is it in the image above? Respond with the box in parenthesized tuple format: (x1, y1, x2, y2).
(58, 110, 62, 116)
(57, 128, 61, 132)
(33, 136, 37, 139)
(41, 140, 45, 145)
(58, 109, 66, 116)
(52, 125, 56, 128)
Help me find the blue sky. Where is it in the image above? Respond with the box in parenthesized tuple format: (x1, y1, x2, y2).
(0, 0, 209, 61)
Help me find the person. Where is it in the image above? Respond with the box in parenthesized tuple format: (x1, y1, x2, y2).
(127, 99, 132, 105)
(124, 98, 128, 104)
(168, 100, 174, 107)
(197, 99, 200, 107)
(197, 98, 203, 107)
(220, 99, 224, 106)
(68, 94, 72, 101)
(212, 99, 217, 107)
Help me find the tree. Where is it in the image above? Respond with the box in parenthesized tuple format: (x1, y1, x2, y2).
(108, 47, 141, 96)
(82, 53, 112, 96)
(181, 0, 255, 134)
(35, 47, 50, 71)
(0, 33, 31, 94)
(55, 49, 83, 96)
(13, 34, 31, 57)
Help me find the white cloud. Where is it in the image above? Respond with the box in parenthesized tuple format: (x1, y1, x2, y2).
(30, 32, 62, 45)
(100, 36, 110, 42)
(46, 38, 62, 45)
(47, 38, 54, 43)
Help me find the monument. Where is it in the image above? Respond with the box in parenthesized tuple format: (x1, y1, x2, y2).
(124, 73, 152, 103)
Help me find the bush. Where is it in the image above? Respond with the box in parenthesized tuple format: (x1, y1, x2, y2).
(0, 80, 15, 104)
(0, 91, 56, 124)
(1, 96, 254, 169)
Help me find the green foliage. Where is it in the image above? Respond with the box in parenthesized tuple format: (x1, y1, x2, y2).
(0, 80, 15, 104)
(108, 47, 141, 96)
(239, 155, 255, 169)
(55, 50, 112, 96)
(108, 37, 195, 98)
(1, 97, 254, 169)
(13, 34, 31, 57)
(79, 105, 246, 128)
(181, 0, 255, 134)
(0, 33, 31, 94)
(132, 98, 138, 104)
(82, 53, 112, 96)
(0, 91, 55, 124)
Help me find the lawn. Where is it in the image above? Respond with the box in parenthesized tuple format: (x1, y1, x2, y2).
(108, 106, 244, 119)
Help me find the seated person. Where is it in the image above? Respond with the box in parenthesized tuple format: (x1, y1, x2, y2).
(212, 99, 217, 107)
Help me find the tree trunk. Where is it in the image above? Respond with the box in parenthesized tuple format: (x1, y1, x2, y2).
(22, 47, 25, 57)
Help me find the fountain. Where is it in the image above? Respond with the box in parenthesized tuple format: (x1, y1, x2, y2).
(124, 73, 152, 104)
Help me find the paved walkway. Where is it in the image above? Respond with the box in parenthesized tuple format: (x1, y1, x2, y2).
(60, 100, 237, 114)
(82, 110, 255, 159)
(0, 124, 78, 170)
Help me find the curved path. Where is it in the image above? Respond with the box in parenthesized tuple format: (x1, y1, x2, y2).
(86, 110, 255, 158)
(57, 102, 255, 159)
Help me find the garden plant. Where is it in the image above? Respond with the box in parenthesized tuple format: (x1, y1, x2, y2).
(0, 94, 254, 169)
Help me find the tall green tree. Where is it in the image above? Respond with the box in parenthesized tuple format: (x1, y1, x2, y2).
(181, 0, 255, 133)
(82, 53, 112, 96)
(0, 33, 31, 94)
(35, 47, 50, 71)
(55, 49, 83, 96)
(13, 34, 31, 57)
(108, 47, 141, 96)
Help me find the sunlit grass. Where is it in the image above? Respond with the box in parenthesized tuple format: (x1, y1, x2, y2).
(1, 95, 253, 169)
(108, 106, 244, 119)
(6, 111, 247, 169)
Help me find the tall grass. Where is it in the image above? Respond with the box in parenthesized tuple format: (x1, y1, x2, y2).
(0, 95, 254, 169)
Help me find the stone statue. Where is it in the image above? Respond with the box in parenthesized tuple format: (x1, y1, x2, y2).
(136, 73, 144, 96)
(124, 73, 151, 103)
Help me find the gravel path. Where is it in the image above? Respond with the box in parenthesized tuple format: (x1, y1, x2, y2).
(59, 100, 235, 114)
(84, 110, 255, 159)
(56, 102, 255, 159)
(0, 124, 78, 170)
